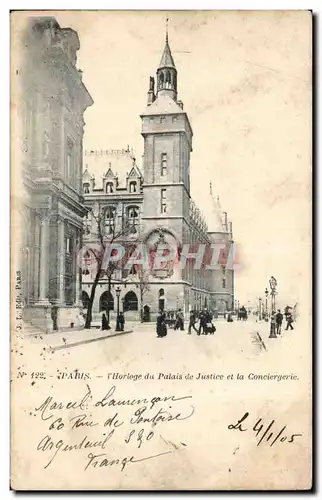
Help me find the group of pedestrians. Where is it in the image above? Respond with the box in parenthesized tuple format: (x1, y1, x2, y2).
(274, 309, 294, 334)
(188, 308, 216, 335)
(156, 308, 216, 338)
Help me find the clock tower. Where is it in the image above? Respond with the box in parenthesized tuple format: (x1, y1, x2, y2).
(140, 31, 193, 245)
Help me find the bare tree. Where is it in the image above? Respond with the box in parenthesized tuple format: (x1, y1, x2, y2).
(125, 265, 151, 322)
(137, 267, 151, 322)
(83, 205, 134, 329)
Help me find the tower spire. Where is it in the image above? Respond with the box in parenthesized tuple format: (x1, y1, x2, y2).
(156, 18, 177, 101)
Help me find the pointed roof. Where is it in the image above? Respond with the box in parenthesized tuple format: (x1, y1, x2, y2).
(158, 39, 176, 69)
(83, 167, 92, 182)
(206, 189, 226, 233)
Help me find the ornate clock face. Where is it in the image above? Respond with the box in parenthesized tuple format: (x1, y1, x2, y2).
(146, 229, 178, 279)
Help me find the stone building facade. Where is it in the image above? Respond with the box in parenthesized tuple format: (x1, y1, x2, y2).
(14, 17, 93, 332)
(82, 35, 234, 321)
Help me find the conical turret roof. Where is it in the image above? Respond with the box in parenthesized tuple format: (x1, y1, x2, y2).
(206, 184, 226, 233)
(158, 39, 176, 69)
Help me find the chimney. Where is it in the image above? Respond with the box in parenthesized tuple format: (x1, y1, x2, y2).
(147, 76, 156, 106)
(229, 221, 233, 236)
(223, 212, 228, 230)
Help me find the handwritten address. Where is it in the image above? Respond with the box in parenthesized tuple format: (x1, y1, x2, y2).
(34, 385, 194, 471)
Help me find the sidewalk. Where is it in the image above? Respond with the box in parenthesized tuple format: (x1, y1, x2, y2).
(25, 325, 134, 351)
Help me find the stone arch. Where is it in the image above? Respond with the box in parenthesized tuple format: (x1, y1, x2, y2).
(99, 290, 114, 312)
(123, 291, 138, 312)
(81, 290, 90, 309)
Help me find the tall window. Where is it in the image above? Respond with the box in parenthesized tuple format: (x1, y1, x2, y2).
(83, 212, 92, 236)
(105, 207, 116, 235)
(161, 189, 167, 213)
(106, 182, 114, 194)
(127, 206, 139, 234)
(66, 139, 74, 185)
(129, 181, 137, 193)
(221, 265, 226, 288)
(83, 182, 90, 194)
(66, 237, 72, 254)
(161, 153, 167, 176)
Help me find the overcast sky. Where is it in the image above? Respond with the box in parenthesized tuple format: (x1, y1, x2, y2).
(55, 11, 311, 308)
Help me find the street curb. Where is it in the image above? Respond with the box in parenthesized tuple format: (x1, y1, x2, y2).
(49, 330, 133, 352)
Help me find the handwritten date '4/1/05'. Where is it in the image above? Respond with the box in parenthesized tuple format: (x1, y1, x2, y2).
(228, 412, 302, 447)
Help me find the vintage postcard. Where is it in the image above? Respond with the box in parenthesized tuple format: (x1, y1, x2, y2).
(10, 10, 312, 490)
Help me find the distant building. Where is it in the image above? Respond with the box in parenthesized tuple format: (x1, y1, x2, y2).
(82, 33, 234, 320)
(15, 17, 93, 332)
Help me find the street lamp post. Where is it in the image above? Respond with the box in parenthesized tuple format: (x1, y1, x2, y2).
(268, 276, 277, 338)
(115, 286, 121, 331)
(265, 287, 269, 321)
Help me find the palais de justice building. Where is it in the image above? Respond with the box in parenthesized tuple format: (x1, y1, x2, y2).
(16, 17, 93, 332)
(82, 34, 234, 320)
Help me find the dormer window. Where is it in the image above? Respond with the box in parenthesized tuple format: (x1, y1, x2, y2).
(106, 182, 114, 194)
(129, 181, 137, 193)
(83, 182, 90, 194)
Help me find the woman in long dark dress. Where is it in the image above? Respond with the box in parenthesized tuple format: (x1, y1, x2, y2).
(156, 311, 167, 338)
(101, 312, 109, 330)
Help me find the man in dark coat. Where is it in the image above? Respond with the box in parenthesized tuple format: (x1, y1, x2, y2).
(285, 311, 294, 331)
(174, 309, 184, 331)
(198, 308, 208, 335)
(276, 309, 283, 334)
(118, 312, 125, 331)
(188, 310, 198, 334)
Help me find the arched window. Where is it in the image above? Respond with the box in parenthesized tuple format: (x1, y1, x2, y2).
(123, 291, 138, 311)
(106, 182, 114, 194)
(173, 72, 177, 89)
(129, 181, 137, 193)
(158, 289, 165, 312)
(105, 206, 116, 235)
(99, 291, 114, 312)
(166, 70, 171, 84)
(159, 72, 164, 88)
(127, 206, 139, 234)
(83, 182, 90, 194)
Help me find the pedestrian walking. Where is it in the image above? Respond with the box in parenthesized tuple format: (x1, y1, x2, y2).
(156, 311, 167, 338)
(276, 309, 283, 334)
(101, 312, 109, 330)
(174, 309, 184, 331)
(118, 311, 125, 331)
(198, 308, 208, 335)
(285, 312, 294, 331)
(188, 310, 198, 334)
